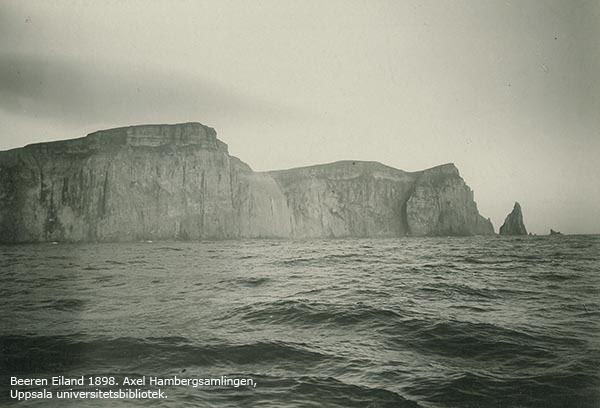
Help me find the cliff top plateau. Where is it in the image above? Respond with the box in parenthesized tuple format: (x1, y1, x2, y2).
(0, 122, 227, 162)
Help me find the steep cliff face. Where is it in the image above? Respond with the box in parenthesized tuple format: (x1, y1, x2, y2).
(268, 161, 418, 238)
(0, 122, 495, 243)
(0, 123, 237, 242)
(499, 202, 528, 235)
(406, 164, 494, 236)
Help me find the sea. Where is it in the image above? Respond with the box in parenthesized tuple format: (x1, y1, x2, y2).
(1, 235, 599, 407)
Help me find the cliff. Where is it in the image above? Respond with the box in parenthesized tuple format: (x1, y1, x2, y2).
(499, 202, 528, 235)
(0, 122, 494, 243)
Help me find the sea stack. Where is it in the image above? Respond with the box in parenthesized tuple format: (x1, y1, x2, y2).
(499, 202, 528, 235)
(0, 122, 495, 243)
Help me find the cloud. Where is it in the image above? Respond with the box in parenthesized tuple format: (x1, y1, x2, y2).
(0, 51, 307, 128)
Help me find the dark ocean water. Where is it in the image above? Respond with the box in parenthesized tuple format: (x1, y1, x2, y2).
(1, 235, 599, 407)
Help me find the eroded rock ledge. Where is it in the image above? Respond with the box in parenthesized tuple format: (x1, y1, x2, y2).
(0, 122, 495, 243)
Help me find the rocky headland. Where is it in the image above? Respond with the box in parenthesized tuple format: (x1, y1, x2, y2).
(0, 122, 495, 243)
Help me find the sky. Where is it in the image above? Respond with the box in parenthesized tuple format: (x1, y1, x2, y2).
(0, 0, 599, 234)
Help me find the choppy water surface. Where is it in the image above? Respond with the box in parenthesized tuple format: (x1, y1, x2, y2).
(1, 235, 599, 407)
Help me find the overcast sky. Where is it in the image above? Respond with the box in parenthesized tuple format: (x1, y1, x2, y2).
(1, 0, 599, 234)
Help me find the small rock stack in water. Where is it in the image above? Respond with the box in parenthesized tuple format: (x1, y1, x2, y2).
(499, 202, 528, 235)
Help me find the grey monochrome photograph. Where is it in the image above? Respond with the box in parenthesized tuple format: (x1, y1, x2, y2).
(1, 1, 599, 407)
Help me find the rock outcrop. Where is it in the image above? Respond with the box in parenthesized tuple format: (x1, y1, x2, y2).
(404, 164, 494, 236)
(0, 122, 495, 243)
(499, 202, 528, 235)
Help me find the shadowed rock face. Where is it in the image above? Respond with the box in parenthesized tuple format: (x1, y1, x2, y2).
(499, 202, 528, 235)
(0, 122, 495, 243)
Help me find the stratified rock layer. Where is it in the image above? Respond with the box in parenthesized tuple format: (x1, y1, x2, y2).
(0, 122, 495, 243)
(499, 202, 528, 235)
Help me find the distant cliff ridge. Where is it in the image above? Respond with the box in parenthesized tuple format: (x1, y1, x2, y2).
(0, 122, 494, 243)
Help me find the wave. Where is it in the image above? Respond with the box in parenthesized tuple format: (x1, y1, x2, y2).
(0, 335, 334, 373)
(234, 299, 406, 328)
(417, 370, 600, 408)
